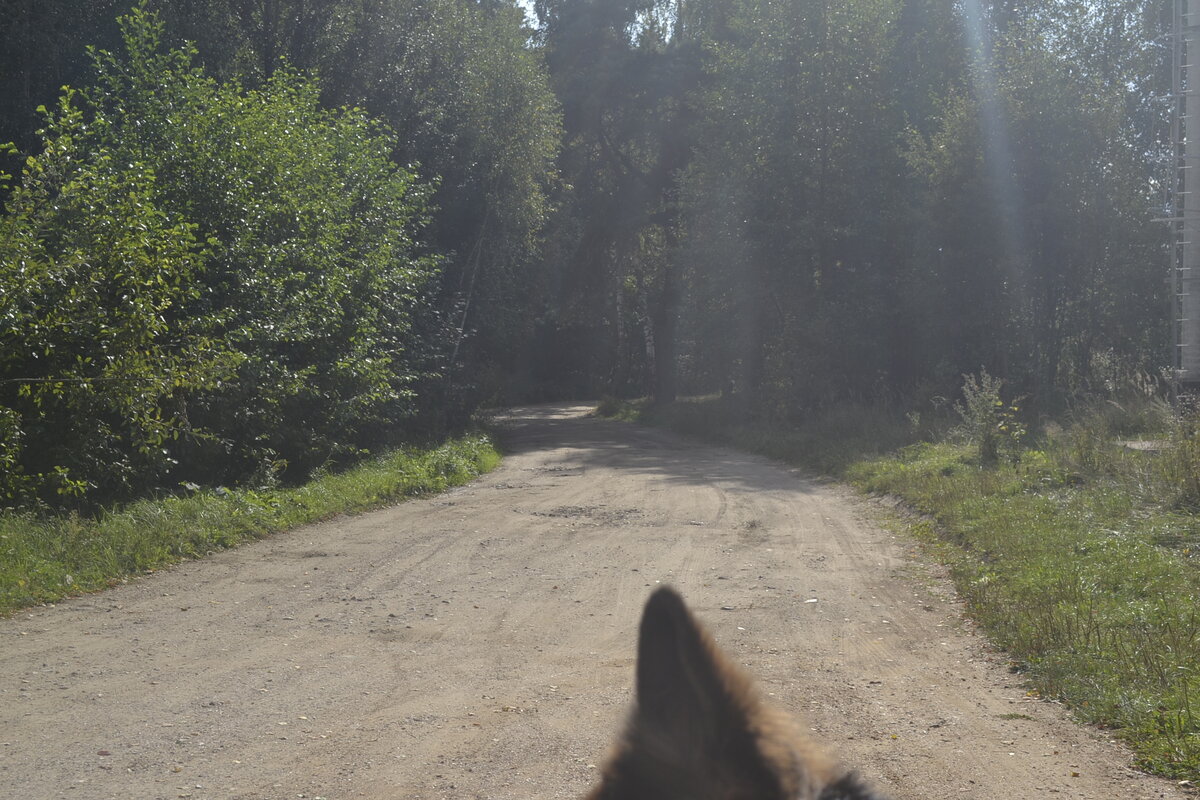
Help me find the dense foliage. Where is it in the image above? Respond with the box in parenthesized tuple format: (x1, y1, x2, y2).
(533, 0, 1169, 415)
(0, 0, 559, 509)
(150, 0, 563, 407)
(3, 0, 1195, 779)
(0, 0, 1178, 500)
(0, 6, 439, 505)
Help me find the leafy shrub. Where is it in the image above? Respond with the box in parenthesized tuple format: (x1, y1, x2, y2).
(954, 369, 1025, 465)
(0, 3, 440, 507)
(0, 89, 240, 505)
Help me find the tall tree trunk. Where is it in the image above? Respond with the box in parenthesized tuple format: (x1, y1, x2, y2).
(744, 267, 766, 398)
(611, 259, 630, 395)
(652, 234, 681, 406)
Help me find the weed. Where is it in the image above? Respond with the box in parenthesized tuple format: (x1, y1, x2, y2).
(848, 435, 1200, 780)
(953, 369, 1025, 466)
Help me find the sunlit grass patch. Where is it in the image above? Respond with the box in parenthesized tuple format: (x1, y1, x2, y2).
(849, 440, 1200, 779)
(0, 433, 499, 614)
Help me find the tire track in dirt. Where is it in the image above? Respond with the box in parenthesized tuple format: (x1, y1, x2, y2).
(0, 404, 1188, 799)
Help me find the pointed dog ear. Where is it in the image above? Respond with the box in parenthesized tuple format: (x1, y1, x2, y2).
(585, 587, 891, 800)
(627, 586, 785, 797)
(634, 586, 748, 750)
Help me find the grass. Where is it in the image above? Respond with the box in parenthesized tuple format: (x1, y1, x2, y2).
(0, 432, 499, 614)
(851, 441, 1200, 778)
(600, 394, 1200, 780)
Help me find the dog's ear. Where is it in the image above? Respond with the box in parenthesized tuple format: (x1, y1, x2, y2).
(634, 586, 754, 751)
(622, 587, 784, 795)
(586, 588, 885, 800)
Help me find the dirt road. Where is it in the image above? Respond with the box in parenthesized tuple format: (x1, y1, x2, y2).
(0, 404, 1188, 799)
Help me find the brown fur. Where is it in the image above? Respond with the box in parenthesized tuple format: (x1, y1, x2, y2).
(584, 587, 889, 800)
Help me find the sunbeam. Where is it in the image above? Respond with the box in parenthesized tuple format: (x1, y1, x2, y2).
(960, 0, 1028, 279)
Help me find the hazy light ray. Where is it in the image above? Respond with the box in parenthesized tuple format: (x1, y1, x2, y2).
(960, 0, 1027, 275)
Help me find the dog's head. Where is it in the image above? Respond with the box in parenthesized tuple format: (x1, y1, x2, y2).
(585, 587, 888, 800)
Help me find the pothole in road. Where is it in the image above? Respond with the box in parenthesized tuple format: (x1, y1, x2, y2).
(528, 505, 645, 525)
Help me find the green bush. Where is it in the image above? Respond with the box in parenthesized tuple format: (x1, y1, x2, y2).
(954, 369, 1025, 466)
(0, 3, 440, 507)
(0, 87, 239, 504)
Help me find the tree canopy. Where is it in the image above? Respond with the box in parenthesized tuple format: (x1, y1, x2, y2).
(533, 0, 1167, 415)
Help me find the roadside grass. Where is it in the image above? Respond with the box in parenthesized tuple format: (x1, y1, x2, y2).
(0, 433, 499, 614)
(601, 395, 1200, 780)
(851, 442, 1200, 778)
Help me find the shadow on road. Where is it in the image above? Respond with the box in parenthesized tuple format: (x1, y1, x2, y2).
(488, 403, 818, 495)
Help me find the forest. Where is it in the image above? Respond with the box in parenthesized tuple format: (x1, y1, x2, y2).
(0, 0, 1171, 509)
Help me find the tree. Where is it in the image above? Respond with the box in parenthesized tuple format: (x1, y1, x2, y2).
(254, 0, 562, 409)
(679, 0, 908, 411)
(538, 0, 700, 403)
(903, 0, 1167, 403)
(0, 0, 125, 176)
